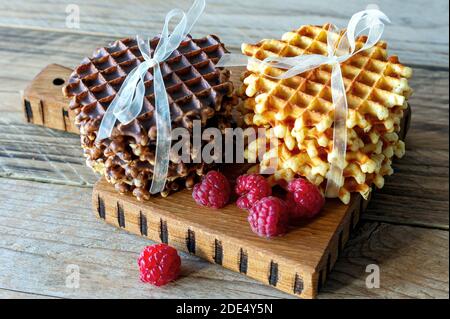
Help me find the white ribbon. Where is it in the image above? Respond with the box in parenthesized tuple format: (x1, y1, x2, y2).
(217, 9, 390, 198)
(96, 0, 206, 194)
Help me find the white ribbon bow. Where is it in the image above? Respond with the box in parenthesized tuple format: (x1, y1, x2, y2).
(96, 0, 206, 194)
(217, 9, 390, 198)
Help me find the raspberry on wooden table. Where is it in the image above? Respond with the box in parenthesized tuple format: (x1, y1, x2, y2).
(235, 174, 272, 210)
(192, 171, 231, 209)
(248, 196, 289, 238)
(137, 244, 181, 287)
(287, 178, 325, 220)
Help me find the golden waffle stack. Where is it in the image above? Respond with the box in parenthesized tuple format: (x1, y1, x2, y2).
(64, 35, 238, 200)
(240, 24, 413, 204)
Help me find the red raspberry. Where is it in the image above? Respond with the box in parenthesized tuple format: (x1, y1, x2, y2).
(235, 174, 272, 210)
(192, 171, 231, 209)
(287, 178, 325, 219)
(248, 197, 289, 237)
(137, 244, 181, 287)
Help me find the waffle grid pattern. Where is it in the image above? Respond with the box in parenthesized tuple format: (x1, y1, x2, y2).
(66, 36, 233, 137)
(240, 24, 413, 204)
(64, 35, 237, 200)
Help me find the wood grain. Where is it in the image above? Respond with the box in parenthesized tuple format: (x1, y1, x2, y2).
(0, 122, 97, 186)
(0, 178, 447, 299)
(0, 0, 447, 68)
(321, 222, 449, 299)
(0, 0, 448, 299)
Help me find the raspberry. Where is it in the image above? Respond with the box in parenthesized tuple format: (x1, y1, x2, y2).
(192, 171, 231, 209)
(287, 178, 325, 219)
(235, 174, 272, 210)
(248, 197, 289, 237)
(137, 244, 181, 287)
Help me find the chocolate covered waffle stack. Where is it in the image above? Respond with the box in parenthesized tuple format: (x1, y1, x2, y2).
(240, 24, 413, 204)
(64, 35, 238, 200)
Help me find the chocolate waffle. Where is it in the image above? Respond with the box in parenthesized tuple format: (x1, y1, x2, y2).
(64, 35, 238, 200)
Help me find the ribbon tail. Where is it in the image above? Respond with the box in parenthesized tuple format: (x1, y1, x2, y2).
(153, 0, 206, 62)
(96, 81, 133, 142)
(96, 66, 143, 142)
(96, 106, 118, 142)
(114, 63, 150, 125)
(184, 0, 206, 36)
(325, 63, 348, 199)
(261, 54, 331, 79)
(149, 65, 172, 194)
(215, 53, 249, 68)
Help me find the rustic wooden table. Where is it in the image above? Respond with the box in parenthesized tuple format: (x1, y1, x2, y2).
(0, 0, 448, 299)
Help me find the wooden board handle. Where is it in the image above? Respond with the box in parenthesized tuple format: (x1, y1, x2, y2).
(22, 64, 78, 133)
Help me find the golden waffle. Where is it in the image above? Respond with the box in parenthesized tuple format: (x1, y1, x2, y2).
(64, 35, 238, 200)
(245, 129, 405, 203)
(240, 24, 413, 204)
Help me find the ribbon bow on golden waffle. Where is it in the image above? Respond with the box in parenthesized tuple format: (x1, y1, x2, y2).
(96, 0, 206, 194)
(217, 9, 391, 198)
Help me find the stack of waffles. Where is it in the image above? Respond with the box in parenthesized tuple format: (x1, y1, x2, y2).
(240, 24, 413, 204)
(64, 35, 238, 200)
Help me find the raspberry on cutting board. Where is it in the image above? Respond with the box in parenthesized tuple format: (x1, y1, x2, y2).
(235, 174, 272, 210)
(286, 178, 325, 220)
(192, 171, 231, 209)
(248, 196, 289, 238)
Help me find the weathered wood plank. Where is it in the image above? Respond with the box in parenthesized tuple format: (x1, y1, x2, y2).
(0, 0, 447, 67)
(0, 0, 447, 300)
(321, 222, 449, 299)
(0, 92, 22, 122)
(0, 121, 97, 186)
(0, 27, 113, 93)
(0, 29, 100, 184)
(0, 179, 447, 299)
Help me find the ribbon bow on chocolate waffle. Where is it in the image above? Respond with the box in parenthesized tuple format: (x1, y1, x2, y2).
(64, 0, 237, 200)
(97, 0, 206, 194)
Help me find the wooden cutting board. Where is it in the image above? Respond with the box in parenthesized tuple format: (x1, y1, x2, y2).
(22, 64, 411, 299)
